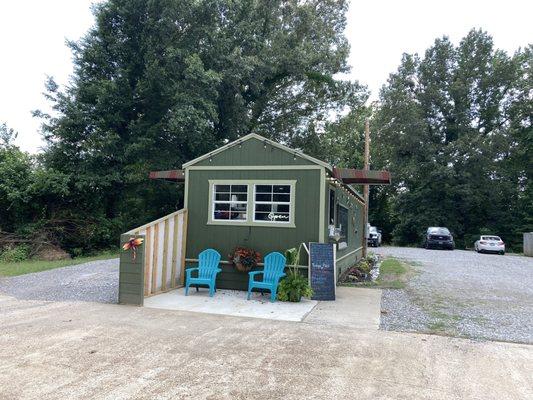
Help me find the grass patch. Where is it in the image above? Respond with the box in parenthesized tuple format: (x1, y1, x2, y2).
(374, 258, 414, 289)
(0, 250, 118, 277)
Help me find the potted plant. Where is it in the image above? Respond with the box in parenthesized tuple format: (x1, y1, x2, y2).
(229, 246, 261, 272)
(277, 245, 313, 302)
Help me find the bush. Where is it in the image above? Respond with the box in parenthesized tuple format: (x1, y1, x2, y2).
(0, 244, 30, 262)
(357, 260, 371, 274)
(278, 270, 313, 302)
(365, 252, 377, 265)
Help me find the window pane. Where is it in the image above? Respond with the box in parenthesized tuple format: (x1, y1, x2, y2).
(254, 212, 271, 221)
(273, 185, 290, 194)
(215, 193, 230, 201)
(232, 185, 247, 193)
(215, 203, 230, 212)
(253, 183, 291, 224)
(229, 212, 247, 220)
(256, 185, 272, 193)
(230, 203, 246, 212)
(230, 193, 247, 202)
(255, 203, 272, 212)
(274, 204, 289, 213)
(215, 185, 230, 193)
(255, 193, 272, 202)
(273, 193, 290, 202)
(337, 205, 348, 238)
(214, 203, 230, 220)
(329, 189, 335, 225)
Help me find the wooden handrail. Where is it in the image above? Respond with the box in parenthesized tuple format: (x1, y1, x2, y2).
(125, 209, 187, 235)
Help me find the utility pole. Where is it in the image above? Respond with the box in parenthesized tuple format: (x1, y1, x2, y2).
(362, 119, 370, 258)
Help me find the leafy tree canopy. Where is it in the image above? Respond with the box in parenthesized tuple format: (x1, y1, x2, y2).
(369, 30, 532, 248)
(35, 0, 365, 241)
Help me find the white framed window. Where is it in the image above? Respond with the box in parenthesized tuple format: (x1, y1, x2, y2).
(207, 180, 296, 227)
(212, 184, 248, 221)
(253, 184, 292, 224)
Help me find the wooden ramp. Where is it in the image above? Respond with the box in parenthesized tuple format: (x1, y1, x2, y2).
(119, 209, 188, 304)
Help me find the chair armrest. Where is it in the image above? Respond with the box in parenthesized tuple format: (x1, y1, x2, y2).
(186, 268, 199, 278)
(248, 271, 263, 283)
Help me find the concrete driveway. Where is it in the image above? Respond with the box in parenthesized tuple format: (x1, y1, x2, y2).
(373, 247, 533, 343)
(1, 293, 532, 400)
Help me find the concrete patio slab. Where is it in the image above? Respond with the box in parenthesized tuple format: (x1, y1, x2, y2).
(303, 286, 382, 330)
(143, 287, 317, 321)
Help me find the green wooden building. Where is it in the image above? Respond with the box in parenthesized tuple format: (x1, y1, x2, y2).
(149, 133, 390, 291)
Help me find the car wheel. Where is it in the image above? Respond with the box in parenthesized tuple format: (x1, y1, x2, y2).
(500, 251, 505, 255)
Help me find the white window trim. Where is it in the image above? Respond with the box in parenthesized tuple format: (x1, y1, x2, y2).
(252, 184, 293, 225)
(207, 180, 296, 228)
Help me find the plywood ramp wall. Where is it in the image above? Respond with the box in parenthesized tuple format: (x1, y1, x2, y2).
(125, 209, 188, 296)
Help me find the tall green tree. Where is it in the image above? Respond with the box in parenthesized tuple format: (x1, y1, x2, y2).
(371, 30, 532, 249)
(36, 0, 365, 241)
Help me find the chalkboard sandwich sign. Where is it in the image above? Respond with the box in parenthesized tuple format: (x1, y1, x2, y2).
(309, 242, 336, 301)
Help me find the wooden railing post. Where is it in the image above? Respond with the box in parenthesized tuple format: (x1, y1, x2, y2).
(119, 234, 145, 306)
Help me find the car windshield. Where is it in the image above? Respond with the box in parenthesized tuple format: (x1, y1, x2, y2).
(482, 236, 501, 241)
(429, 227, 450, 235)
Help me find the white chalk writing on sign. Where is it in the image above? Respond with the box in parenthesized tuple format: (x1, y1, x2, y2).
(268, 212, 289, 221)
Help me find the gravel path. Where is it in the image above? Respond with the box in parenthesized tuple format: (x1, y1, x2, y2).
(373, 247, 533, 344)
(0, 258, 119, 303)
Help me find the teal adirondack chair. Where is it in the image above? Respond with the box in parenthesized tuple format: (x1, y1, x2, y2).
(247, 252, 286, 302)
(185, 249, 221, 297)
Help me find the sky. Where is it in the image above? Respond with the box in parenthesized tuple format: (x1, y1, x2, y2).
(0, 0, 531, 153)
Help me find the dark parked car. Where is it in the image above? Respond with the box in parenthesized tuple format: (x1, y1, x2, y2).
(423, 227, 455, 250)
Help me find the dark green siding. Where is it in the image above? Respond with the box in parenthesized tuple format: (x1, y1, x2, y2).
(119, 234, 145, 305)
(194, 137, 317, 167)
(186, 168, 321, 290)
(324, 184, 364, 276)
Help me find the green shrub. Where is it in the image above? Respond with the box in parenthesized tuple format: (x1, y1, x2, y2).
(357, 260, 371, 274)
(0, 245, 30, 262)
(365, 252, 377, 265)
(278, 270, 313, 302)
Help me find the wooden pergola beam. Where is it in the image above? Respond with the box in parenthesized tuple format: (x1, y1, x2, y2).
(149, 170, 185, 182)
(333, 168, 391, 185)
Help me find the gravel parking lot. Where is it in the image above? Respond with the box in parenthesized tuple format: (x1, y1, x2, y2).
(0, 259, 119, 303)
(373, 247, 533, 344)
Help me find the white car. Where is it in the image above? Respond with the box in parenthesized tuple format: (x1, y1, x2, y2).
(474, 236, 505, 255)
(367, 226, 382, 247)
